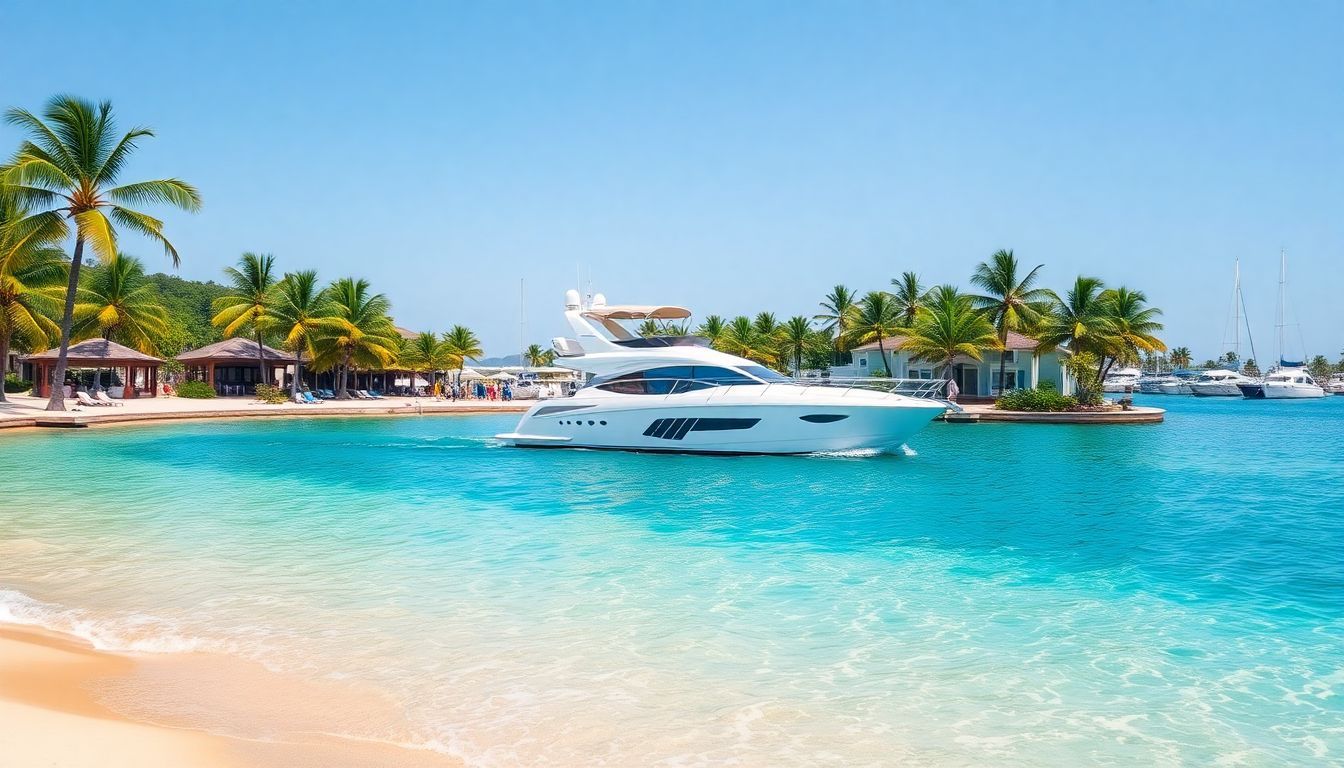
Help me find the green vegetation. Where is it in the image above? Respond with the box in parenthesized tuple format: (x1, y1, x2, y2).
(175, 379, 215, 398)
(253, 383, 288, 404)
(0, 195, 65, 402)
(4, 373, 32, 393)
(2, 95, 201, 411)
(995, 387, 1077, 412)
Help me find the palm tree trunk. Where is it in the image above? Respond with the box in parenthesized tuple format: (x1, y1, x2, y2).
(0, 329, 11, 403)
(998, 331, 1009, 395)
(45, 236, 85, 411)
(291, 347, 303, 399)
(337, 354, 351, 398)
(255, 328, 266, 392)
(877, 334, 892, 376)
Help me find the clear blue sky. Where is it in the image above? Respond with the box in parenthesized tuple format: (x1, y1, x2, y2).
(4, 1, 1341, 362)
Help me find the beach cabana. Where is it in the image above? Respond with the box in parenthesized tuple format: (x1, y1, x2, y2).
(177, 339, 297, 396)
(23, 339, 163, 399)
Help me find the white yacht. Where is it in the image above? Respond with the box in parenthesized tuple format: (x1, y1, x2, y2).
(1327, 373, 1344, 395)
(1239, 368, 1326, 399)
(1188, 369, 1257, 397)
(1154, 369, 1201, 395)
(496, 291, 948, 455)
(1102, 367, 1142, 393)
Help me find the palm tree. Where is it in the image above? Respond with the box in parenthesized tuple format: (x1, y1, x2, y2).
(901, 286, 998, 389)
(720, 315, 777, 367)
(523, 343, 550, 367)
(1098, 286, 1165, 379)
(442, 325, 483, 385)
(268, 270, 333, 398)
(696, 315, 727, 348)
(2, 96, 201, 410)
(1169, 346, 1192, 369)
(403, 331, 450, 396)
(0, 196, 66, 402)
(890, 271, 926, 327)
(844, 291, 902, 376)
(1038, 276, 1112, 355)
(72, 255, 167, 392)
(73, 255, 167, 351)
(212, 252, 278, 387)
(970, 249, 1051, 396)
(781, 316, 816, 375)
(310, 278, 399, 399)
(815, 284, 857, 364)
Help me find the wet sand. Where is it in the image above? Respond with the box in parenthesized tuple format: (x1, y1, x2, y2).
(0, 625, 460, 767)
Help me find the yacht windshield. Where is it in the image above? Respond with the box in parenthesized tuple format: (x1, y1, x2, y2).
(588, 365, 764, 394)
(740, 365, 790, 383)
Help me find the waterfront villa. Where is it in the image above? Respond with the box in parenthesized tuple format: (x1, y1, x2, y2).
(22, 339, 164, 399)
(832, 332, 1074, 397)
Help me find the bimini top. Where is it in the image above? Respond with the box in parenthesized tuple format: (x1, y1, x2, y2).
(581, 305, 691, 321)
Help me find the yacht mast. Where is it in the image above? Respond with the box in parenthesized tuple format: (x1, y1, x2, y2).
(1276, 249, 1286, 367)
(1233, 258, 1240, 361)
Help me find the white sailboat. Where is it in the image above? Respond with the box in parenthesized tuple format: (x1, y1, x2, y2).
(1240, 252, 1325, 399)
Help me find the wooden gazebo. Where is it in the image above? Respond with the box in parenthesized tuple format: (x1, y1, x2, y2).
(177, 338, 297, 396)
(24, 339, 163, 399)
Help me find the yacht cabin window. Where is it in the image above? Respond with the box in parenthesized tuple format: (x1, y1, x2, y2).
(590, 366, 765, 395)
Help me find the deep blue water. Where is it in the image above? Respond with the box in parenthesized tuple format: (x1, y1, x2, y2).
(1, 395, 1341, 765)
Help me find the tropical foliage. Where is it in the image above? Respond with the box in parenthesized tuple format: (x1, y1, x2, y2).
(212, 252, 277, 385)
(0, 196, 65, 402)
(309, 278, 400, 398)
(2, 95, 201, 410)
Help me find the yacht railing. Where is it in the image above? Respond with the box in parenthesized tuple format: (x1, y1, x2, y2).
(588, 376, 960, 410)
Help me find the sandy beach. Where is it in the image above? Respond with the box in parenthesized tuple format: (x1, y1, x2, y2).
(0, 393, 527, 430)
(0, 625, 461, 767)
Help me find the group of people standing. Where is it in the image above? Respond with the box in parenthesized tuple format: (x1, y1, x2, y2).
(431, 379, 513, 401)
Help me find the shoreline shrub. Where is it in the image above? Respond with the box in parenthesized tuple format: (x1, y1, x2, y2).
(4, 374, 33, 394)
(995, 387, 1078, 412)
(176, 380, 216, 399)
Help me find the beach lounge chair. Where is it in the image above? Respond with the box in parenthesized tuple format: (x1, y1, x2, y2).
(368, 390, 384, 398)
(93, 391, 124, 407)
(303, 391, 323, 404)
(76, 391, 110, 407)
(355, 390, 373, 400)
(293, 392, 308, 404)
(319, 389, 335, 399)
(361, 390, 384, 399)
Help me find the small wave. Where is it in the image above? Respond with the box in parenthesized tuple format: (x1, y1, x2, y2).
(0, 589, 215, 654)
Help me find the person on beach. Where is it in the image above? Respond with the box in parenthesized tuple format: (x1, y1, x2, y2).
(946, 377, 959, 403)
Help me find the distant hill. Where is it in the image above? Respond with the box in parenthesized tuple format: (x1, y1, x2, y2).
(474, 353, 523, 367)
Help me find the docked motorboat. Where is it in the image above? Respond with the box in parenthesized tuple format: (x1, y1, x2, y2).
(496, 291, 949, 454)
(1151, 369, 1200, 395)
(1102, 367, 1142, 393)
(1327, 373, 1344, 395)
(1188, 369, 1257, 397)
(1240, 368, 1326, 399)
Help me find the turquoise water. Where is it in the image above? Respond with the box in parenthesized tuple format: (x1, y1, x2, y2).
(1, 396, 1342, 765)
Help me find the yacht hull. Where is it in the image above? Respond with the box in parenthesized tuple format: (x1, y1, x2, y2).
(499, 395, 946, 455)
(1258, 384, 1326, 399)
(1189, 383, 1244, 397)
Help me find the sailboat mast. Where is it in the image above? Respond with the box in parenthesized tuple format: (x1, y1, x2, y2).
(520, 277, 526, 370)
(1277, 249, 1285, 367)
(1233, 258, 1240, 361)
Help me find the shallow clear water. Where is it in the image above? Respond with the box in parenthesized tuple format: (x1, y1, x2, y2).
(2, 396, 1342, 766)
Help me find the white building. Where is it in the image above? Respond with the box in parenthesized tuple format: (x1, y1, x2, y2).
(832, 331, 1073, 398)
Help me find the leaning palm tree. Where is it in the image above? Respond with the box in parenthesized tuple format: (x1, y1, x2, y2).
(1099, 286, 1165, 379)
(1037, 276, 1114, 359)
(844, 291, 902, 376)
(815, 284, 857, 364)
(970, 249, 1051, 396)
(212, 252, 278, 387)
(890, 271, 926, 328)
(901, 286, 998, 390)
(442, 325, 484, 385)
(310, 278, 399, 399)
(0, 196, 66, 402)
(268, 270, 333, 398)
(781, 315, 816, 375)
(2, 96, 201, 410)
